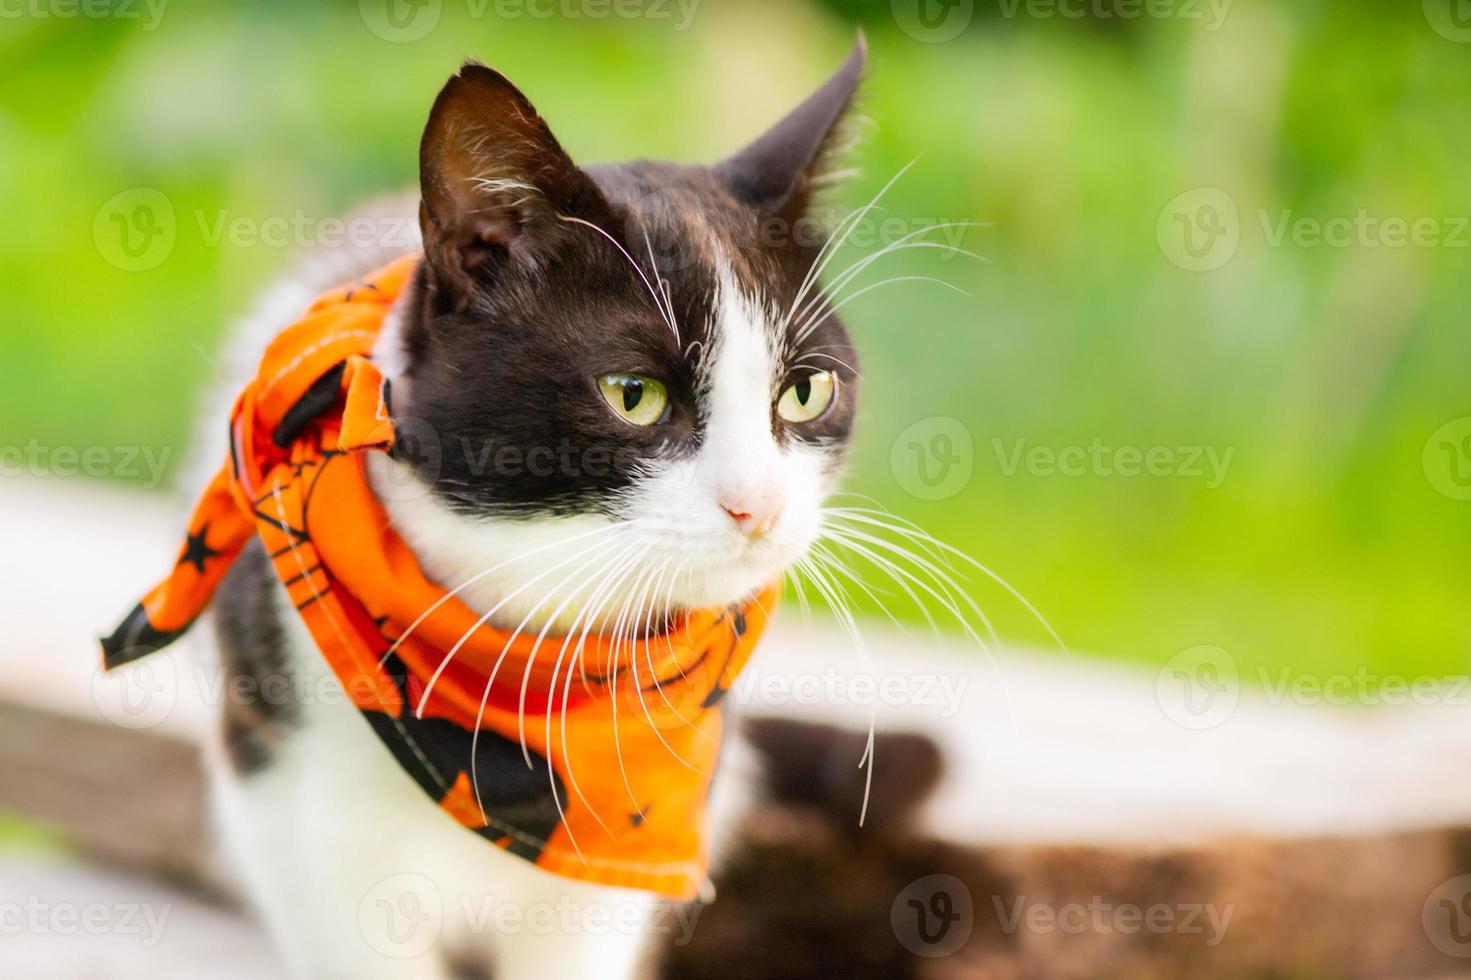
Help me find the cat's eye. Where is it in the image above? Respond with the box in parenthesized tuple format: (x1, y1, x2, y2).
(598, 374, 670, 427)
(777, 371, 837, 423)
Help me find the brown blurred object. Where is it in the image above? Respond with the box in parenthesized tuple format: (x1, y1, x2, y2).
(5, 698, 1471, 980)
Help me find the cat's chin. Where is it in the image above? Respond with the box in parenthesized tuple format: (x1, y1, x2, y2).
(367, 455, 806, 636)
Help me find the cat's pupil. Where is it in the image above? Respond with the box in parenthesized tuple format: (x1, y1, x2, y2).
(795, 378, 812, 405)
(622, 380, 644, 412)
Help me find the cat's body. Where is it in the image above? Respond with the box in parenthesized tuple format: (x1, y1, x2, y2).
(200, 44, 870, 980)
(211, 540, 676, 980)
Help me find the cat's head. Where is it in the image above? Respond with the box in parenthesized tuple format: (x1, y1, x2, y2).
(379, 42, 866, 628)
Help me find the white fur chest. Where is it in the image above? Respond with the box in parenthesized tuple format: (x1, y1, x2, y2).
(204, 584, 672, 980)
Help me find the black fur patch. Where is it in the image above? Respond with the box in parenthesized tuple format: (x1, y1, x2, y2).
(744, 717, 944, 836)
(213, 538, 299, 775)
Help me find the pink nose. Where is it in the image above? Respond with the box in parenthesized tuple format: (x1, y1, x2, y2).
(722, 499, 782, 538)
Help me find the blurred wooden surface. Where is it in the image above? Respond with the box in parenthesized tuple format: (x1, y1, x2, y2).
(5, 699, 1471, 978)
(0, 699, 211, 885)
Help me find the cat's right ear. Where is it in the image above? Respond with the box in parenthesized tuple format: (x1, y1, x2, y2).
(716, 36, 867, 225)
(418, 62, 607, 311)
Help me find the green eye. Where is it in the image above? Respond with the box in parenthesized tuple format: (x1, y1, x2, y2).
(598, 374, 670, 427)
(777, 370, 837, 423)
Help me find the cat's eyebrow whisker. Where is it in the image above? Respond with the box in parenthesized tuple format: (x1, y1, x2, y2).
(792, 350, 862, 378)
(784, 203, 875, 330)
(790, 223, 989, 342)
(558, 214, 680, 341)
(640, 226, 679, 332)
(782, 158, 920, 340)
(793, 275, 973, 346)
(791, 245, 983, 347)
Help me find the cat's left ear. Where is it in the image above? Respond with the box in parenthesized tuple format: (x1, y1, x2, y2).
(418, 61, 610, 311)
(716, 35, 867, 223)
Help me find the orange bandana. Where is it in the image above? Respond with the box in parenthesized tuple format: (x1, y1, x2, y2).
(103, 255, 777, 898)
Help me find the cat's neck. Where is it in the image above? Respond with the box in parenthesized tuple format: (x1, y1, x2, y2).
(366, 453, 673, 640)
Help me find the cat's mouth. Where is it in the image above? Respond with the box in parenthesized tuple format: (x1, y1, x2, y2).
(656, 530, 811, 612)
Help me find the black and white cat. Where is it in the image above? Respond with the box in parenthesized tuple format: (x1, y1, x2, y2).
(204, 41, 871, 980)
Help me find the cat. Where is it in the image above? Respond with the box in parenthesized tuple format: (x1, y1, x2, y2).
(202, 39, 871, 980)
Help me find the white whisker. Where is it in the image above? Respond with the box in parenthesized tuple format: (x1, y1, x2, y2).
(559, 214, 679, 340)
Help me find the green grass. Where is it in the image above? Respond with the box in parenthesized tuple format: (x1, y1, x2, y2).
(3, 0, 1468, 688)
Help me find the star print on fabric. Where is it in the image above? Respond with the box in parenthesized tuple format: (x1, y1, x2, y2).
(178, 524, 222, 575)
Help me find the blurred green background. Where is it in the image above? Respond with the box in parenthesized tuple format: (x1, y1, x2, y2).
(3, 0, 1469, 687)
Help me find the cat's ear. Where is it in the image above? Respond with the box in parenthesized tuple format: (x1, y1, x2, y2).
(716, 35, 867, 222)
(418, 62, 607, 310)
